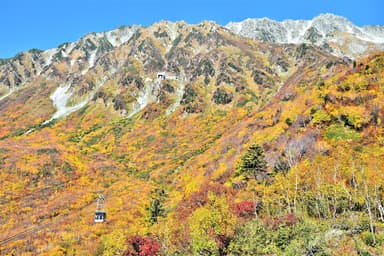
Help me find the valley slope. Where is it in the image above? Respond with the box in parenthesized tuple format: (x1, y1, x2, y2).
(0, 15, 384, 255)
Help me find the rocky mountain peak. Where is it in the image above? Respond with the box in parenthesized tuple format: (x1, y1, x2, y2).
(226, 13, 384, 58)
(0, 14, 382, 96)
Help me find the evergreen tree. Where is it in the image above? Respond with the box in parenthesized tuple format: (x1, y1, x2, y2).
(236, 144, 267, 181)
(146, 189, 167, 225)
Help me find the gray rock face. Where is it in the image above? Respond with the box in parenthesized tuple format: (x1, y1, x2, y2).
(226, 13, 384, 58)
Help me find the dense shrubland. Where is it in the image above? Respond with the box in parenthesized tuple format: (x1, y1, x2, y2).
(0, 23, 383, 255)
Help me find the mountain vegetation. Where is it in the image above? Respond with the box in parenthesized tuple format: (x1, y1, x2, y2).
(0, 15, 384, 255)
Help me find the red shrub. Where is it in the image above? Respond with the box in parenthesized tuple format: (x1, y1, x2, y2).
(124, 235, 160, 256)
(233, 201, 256, 218)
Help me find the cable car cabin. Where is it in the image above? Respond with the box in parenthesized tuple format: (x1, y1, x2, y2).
(94, 211, 106, 223)
(94, 194, 106, 223)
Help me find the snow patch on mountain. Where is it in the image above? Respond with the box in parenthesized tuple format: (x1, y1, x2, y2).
(128, 77, 161, 118)
(361, 26, 384, 43)
(166, 74, 186, 115)
(42, 84, 82, 125)
(70, 58, 77, 67)
(81, 50, 97, 75)
(43, 48, 58, 67)
(42, 76, 109, 125)
(88, 50, 97, 68)
(165, 22, 179, 42)
(105, 25, 140, 47)
(0, 88, 13, 101)
(60, 43, 75, 58)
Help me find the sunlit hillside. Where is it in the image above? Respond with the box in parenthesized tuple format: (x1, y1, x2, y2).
(0, 16, 384, 255)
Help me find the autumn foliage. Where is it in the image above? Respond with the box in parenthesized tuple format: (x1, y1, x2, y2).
(233, 201, 256, 219)
(0, 21, 384, 255)
(123, 236, 160, 256)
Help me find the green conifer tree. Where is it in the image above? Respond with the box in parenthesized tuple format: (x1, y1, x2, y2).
(236, 144, 267, 181)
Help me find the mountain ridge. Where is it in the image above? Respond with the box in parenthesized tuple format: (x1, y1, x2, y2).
(226, 13, 384, 58)
(1, 13, 383, 62)
(0, 12, 384, 255)
(1, 13, 382, 94)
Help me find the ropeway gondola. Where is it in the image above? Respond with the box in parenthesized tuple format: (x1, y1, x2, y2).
(94, 194, 106, 223)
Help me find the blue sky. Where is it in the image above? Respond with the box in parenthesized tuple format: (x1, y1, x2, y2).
(1, 0, 383, 58)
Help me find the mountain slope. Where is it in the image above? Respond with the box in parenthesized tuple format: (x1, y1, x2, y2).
(0, 20, 346, 139)
(0, 15, 384, 255)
